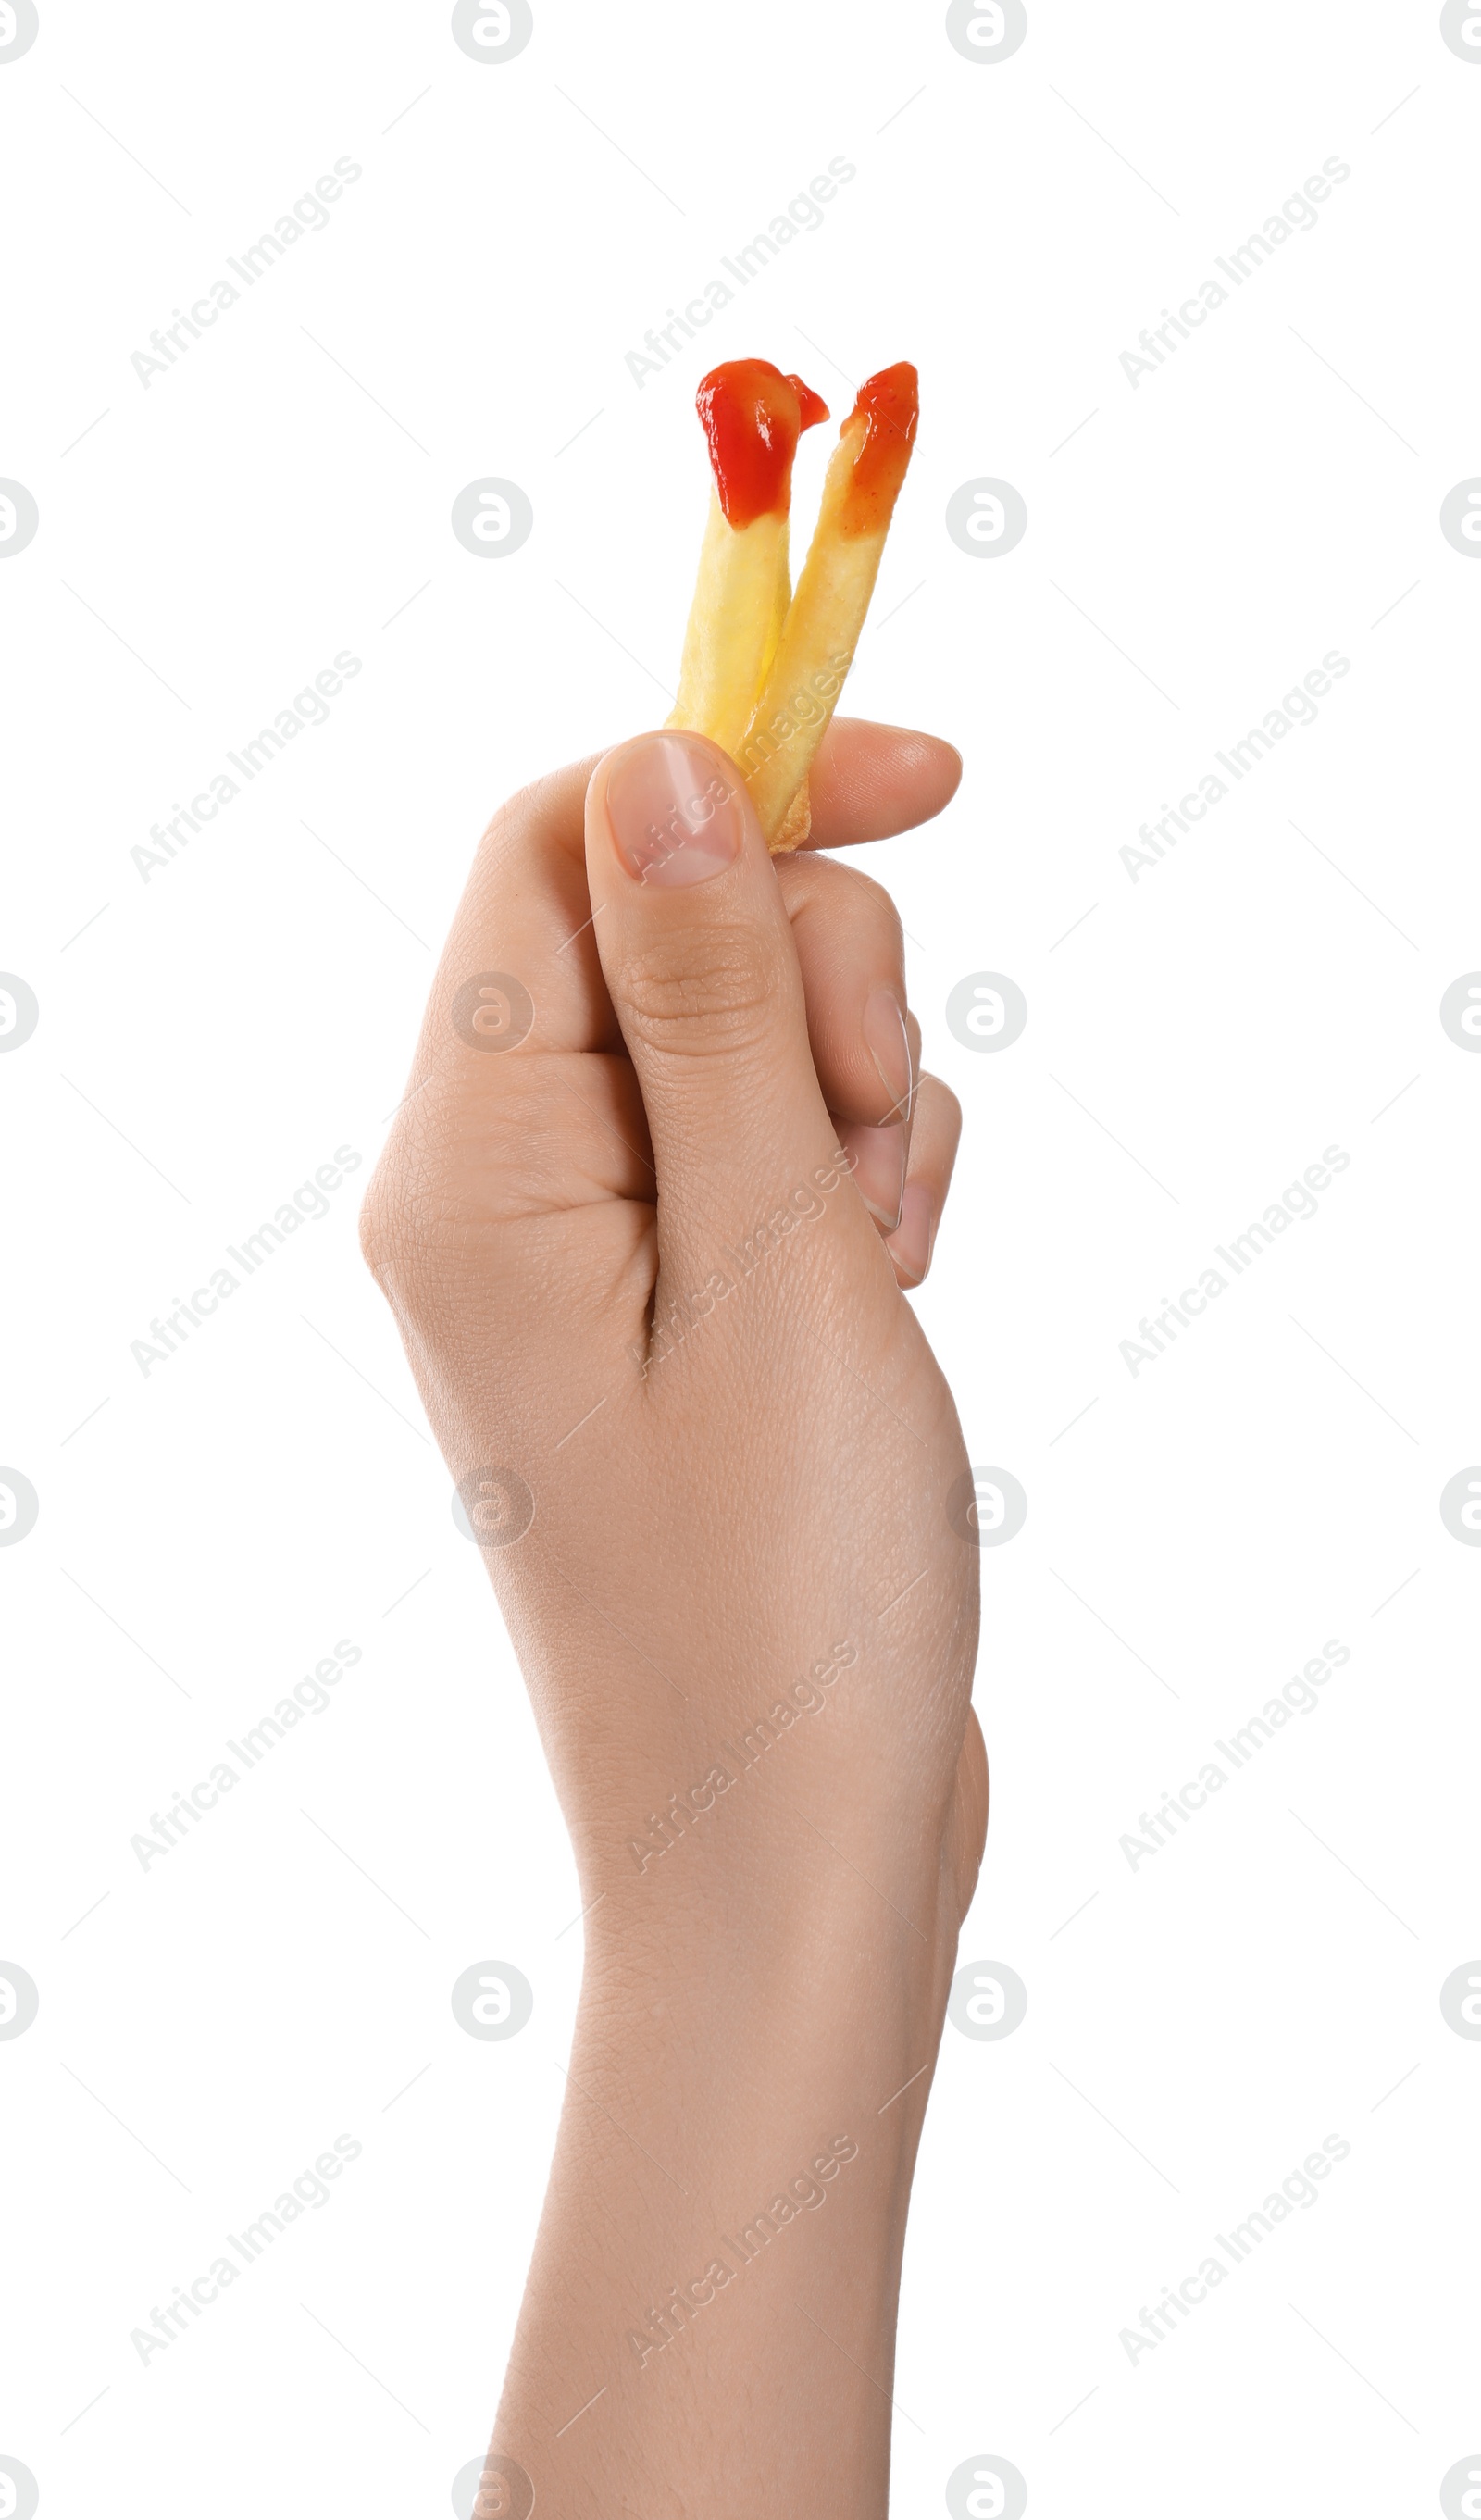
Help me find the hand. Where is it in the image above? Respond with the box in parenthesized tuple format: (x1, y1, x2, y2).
(361, 717, 987, 2516)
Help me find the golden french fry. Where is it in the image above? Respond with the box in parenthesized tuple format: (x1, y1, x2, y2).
(667, 361, 828, 761)
(668, 496, 790, 758)
(738, 363, 919, 849)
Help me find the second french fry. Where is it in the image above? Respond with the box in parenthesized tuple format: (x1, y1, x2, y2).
(738, 363, 919, 848)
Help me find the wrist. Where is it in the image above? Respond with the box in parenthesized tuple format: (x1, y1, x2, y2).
(494, 1873, 948, 2518)
(582, 1799, 963, 2038)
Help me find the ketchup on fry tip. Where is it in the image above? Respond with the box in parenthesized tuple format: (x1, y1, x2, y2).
(695, 359, 829, 528)
(840, 361, 919, 537)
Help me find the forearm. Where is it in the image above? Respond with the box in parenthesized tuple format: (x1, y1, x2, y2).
(491, 1857, 961, 2516)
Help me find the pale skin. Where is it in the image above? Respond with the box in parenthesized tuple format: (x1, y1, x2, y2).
(361, 717, 989, 2517)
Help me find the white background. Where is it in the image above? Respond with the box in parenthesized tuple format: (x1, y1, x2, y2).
(3, 3, 1479, 2513)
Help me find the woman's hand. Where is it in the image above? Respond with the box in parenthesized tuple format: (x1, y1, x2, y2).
(361, 717, 987, 2517)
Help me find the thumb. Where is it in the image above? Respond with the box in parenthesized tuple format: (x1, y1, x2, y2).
(585, 730, 848, 1261)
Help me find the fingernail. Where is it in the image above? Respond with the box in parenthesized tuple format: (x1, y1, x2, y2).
(604, 734, 744, 886)
(839, 1118, 907, 1232)
(862, 988, 912, 1121)
(886, 1181, 936, 1286)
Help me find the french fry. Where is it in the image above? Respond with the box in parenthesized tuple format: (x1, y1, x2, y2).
(668, 495, 790, 759)
(738, 363, 919, 849)
(667, 361, 828, 760)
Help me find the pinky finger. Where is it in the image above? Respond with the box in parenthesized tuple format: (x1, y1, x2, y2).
(885, 1072, 962, 1290)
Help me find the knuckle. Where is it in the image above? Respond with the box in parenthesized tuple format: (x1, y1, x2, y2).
(784, 852, 902, 942)
(828, 859, 905, 953)
(357, 1135, 459, 1308)
(616, 925, 789, 1060)
(927, 1073, 963, 1134)
(783, 857, 906, 994)
(847, 863, 903, 942)
(356, 1156, 412, 1294)
(359, 1079, 591, 1321)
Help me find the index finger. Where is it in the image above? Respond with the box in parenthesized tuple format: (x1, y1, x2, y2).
(798, 717, 963, 850)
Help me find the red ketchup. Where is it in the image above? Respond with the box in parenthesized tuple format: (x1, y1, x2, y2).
(695, 360, 829, 528)
(839, 362, 919, 538)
